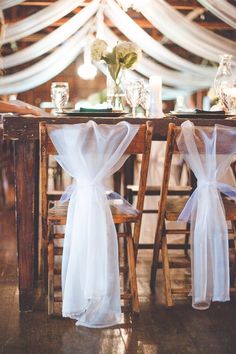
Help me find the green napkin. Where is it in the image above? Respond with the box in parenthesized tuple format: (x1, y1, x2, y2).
(79, 107, 112, 112)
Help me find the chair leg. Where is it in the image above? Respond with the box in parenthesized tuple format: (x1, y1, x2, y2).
(42, 223, 52, 293)
(162, 235, 173, 307)
(126, 225, 140, 313)
(48, 238, 54, 315)
(42, 238, 49, 293)
(184, 223, 190, 259)
(150, 222, 165, 292)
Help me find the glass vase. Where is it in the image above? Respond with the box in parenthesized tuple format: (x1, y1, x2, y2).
(214, 54, 234, 111)
(106, 69, 125, 111)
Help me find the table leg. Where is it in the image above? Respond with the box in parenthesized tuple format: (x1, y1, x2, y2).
(14, 140, 39, 311)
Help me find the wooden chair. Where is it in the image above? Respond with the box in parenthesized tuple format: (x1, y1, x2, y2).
(126, 158, 192, 253)
(39, 121, 153, 315)
(126, 142, 192, 257)
(150, 123, 236, 307)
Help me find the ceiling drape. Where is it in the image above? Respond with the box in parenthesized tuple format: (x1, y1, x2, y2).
(2, 0, 85, 44)
(197, 0, 236, 30)
(104, 0, 216, 77)
(0, 0, 235, 96)
(1, 0, 100, 69)
(0, 23, 90, 94)
(139, 0, 236, 64)
(0, 0, 24, 10)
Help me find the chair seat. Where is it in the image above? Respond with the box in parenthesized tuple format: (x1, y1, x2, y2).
(48, 202, 140, 225)
(47, 190, 64, 201)
(165, 195, 236, 221)
(127, 184, 192, 196)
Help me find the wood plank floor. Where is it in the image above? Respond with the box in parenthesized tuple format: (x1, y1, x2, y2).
(1, 206, 236, 354)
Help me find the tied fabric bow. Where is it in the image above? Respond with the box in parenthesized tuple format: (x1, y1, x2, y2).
(177, 120, 236, 310)
(47, 121, 139, 327)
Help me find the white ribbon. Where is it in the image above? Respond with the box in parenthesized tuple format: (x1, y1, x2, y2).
(48, 121, 139, 328)
(177, 121, 236, 310)
(179, 181, 236, 223)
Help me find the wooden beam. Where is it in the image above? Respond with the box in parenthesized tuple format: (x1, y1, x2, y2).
(18, 1, 201, 11)
(18, 1, 91, 6)
(19, 1, 53, 5)
(195, 21, 235, 30)
(6, 12, 233, 31)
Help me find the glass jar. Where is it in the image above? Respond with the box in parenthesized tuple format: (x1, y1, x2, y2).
(214, 54, 234, 111)
(51, 82, 69, 114)
(106, 68, 125, 111)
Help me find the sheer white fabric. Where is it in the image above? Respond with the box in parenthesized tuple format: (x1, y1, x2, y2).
(197, 0, 236, 30)
(140, 0, 236, 64)
(2, 0, 85, 44)
(0, 23, 90, 94)
(1, 0, 99, 69)
(105, 0, 216, 77)
(47, 121, 139, 328)
(0, 0, 23, 10)
(177, 121, 236, 310)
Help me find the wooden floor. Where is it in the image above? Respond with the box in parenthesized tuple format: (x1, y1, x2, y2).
(1, 205, 236, 354)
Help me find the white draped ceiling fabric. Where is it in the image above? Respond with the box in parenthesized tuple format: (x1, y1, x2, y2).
(104, 0, 216, 77)
(1, 0, 100, 69)
(0, 0, 235, 96)
(197, 0, 236, 30)
(139, 0, 236, 65)
(2, 0, 85, 44)
(0, 23, 90, 94)
(0, 0, 24, 10)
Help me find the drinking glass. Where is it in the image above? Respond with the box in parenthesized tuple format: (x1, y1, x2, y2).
(214, 54, 234, 110)
(125, 80, 143, 117)
(140, 86, 151, 117)
(223, 81, 236, 115)
(51, 82, 69, 114)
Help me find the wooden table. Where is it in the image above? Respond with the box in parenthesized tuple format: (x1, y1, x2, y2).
(1, 114, 236, 311)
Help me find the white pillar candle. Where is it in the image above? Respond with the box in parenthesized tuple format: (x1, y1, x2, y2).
(149, 75, 164, 118)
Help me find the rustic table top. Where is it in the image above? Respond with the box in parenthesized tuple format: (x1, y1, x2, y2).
(1, 114, 236, 141)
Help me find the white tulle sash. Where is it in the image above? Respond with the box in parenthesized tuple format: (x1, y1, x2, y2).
(48, 121, 139, 327)
(177, 121, 236, 310)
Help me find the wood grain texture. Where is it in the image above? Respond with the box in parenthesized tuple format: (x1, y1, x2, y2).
(14, 140, 37, 311)
(2, 115, 236, 312)
(2, 115, 236, 142)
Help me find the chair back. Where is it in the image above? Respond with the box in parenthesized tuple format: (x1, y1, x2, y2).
(39, 121, 153, 243)
(156, 121, 236, 309)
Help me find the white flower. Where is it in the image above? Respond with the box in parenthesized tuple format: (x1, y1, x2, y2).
(91, 39, 108, 61)
(116, 41, 142, 68)
(116, 41, 138, 56)
(91, 39, 142, 81)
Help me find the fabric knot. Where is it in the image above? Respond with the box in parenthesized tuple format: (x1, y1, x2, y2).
(76, 181, 105, 189)
(60, 181, 105, 202)
(197, 180, 217, 190)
